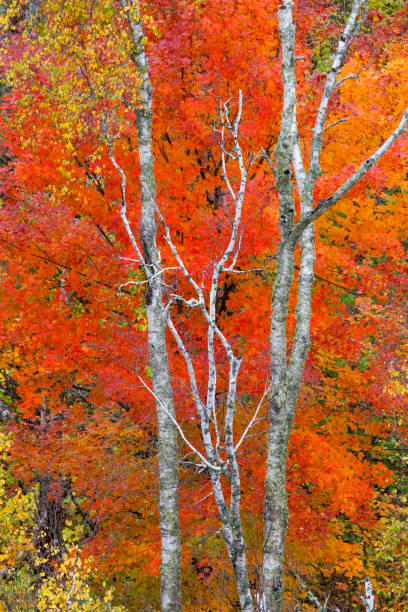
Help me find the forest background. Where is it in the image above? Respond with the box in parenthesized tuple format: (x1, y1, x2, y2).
(0, 0, 407, 610)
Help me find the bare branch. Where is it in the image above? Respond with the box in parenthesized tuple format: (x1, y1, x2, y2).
(291, 108, 408, 246)
(234, 384, 270, 453)
(289, 563, 329, 611)
(136, 369, 220, 472)
(261, 148, 277, 176)
(102, 117, 147, 273)
(308, 0, 368, 181)
(116, 267, 180, 289)
(322, 117, 350, 134)
(167, 317, 207, 419)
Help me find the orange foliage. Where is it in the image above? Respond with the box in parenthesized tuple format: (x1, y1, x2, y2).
(0, 0, 407, 607)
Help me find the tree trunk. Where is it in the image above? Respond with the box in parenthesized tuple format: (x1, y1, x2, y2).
(261, 2, 391, 607)
(211, 471, 254, 611)
(121, 4, 182, 610)
(262, 2, 314, 608)
(262, 244, 297, 612)
(262, 225, 315, 611)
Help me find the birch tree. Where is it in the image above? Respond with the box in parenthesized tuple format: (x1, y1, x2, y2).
(111, 3, 182, 610)
(157, 93, 258, 611)
(112, 1, 407, 609)
(5, 0, 406, 609)
(262, 1, 408, 609)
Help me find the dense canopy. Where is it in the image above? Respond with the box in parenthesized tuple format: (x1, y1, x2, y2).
(0, 0, 407, 609)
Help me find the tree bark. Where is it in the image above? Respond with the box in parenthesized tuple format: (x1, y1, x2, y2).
(262, 1, 362, 607)
(164, 96, 255, 611)
(120, 3, 182, 610)
(262, 3, 297, 607)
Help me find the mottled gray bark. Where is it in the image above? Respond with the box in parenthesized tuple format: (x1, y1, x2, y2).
(117, 3, 182, 610)
(262, 0, 408, 609)
(109, 3, 408, 609)
(262, 4, 297, 608)
(163, 95, 254, 611)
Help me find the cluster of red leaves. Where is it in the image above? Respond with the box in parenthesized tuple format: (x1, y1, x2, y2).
(0, 0, 407, 607)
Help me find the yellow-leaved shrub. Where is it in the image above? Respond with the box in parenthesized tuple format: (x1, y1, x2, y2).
(0, 432, 125, 611)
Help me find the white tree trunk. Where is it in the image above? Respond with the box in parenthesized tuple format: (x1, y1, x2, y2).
(119, 4, 182, 610)
(114, 3, 408, 610)
(163, 95, 255, 611)
(360, 578, 374, 612)
(262, 1, 407, 609)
